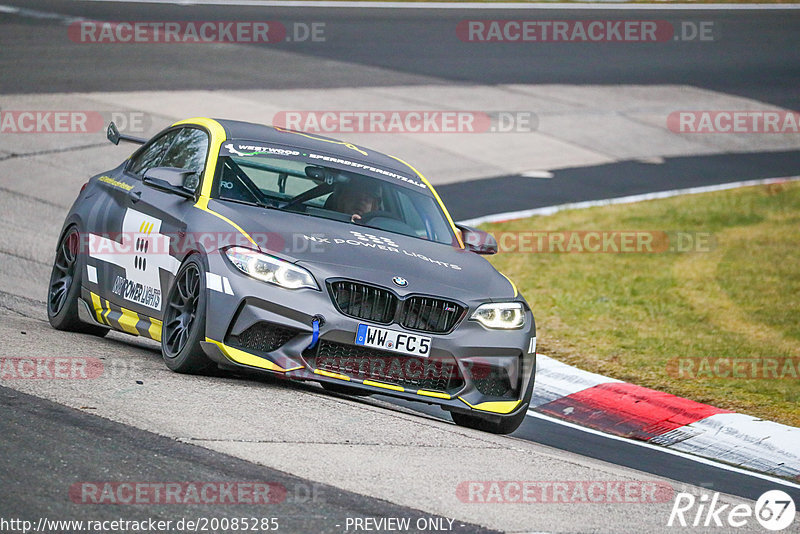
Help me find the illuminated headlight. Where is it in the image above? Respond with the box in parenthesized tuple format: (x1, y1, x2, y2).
(225, 246, 318, 290)
(470, 302, 525, 329)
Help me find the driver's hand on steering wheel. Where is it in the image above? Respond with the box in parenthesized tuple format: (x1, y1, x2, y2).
(337, 189, 379, 223)
(351, 212, 377, 224)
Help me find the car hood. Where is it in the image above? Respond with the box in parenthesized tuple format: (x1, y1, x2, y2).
(209, 200, 518, 301)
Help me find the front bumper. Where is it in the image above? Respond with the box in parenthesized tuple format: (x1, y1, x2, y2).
(200, 253, 537, 417)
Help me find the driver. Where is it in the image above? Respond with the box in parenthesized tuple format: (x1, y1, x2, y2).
(329, 180, 381, 223)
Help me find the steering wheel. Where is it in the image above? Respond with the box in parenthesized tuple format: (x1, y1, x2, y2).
(357, 211, 399, 224)
(357, 211, 417, 235)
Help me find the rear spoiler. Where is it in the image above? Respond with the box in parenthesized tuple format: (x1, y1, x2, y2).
(106, 121, 146, 145)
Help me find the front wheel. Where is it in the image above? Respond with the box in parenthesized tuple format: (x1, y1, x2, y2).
(450, 408, 528, 435)
(47, 226, 108, 337)
(161, 255, 214, 374)
(450, 370, 536, 434)
(320, 381, 372, 396)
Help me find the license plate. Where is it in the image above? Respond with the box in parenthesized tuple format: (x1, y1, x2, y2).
(355, 324, 431, 357)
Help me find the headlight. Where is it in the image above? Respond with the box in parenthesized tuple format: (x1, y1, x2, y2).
(225, 246, 319, 290)
(470, 302, 525, 329)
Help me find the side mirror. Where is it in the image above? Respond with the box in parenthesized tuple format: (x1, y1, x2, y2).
(143, 167, 197, 199)
(457, 225, 498, 255)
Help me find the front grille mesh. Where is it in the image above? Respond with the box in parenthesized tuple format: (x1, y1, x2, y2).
(399, 296, 465, 333)
(304, 341, 464, 393)
(329, 281, 464, 333)
(330, 281, 397, 324)
(229, 322, 300, 353)
(470, 363, 516, 398)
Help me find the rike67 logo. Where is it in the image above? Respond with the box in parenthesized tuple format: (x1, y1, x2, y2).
(668, 490, 796, 531)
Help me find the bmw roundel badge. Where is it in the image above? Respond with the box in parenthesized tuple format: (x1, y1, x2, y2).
(392, 276, 408, 287)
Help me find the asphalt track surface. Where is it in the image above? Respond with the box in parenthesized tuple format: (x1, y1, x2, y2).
(381, 396, 800, 504)
(0, 385, 497, 534)
(2, 0, 799, 217)
(440, 149, 800, 220)
(1, 1, 799, 533)
(1, 0, 799, 111)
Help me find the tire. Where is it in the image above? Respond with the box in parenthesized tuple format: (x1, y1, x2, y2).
(47, 226, 109, 337)
(161, 254, 214, 374)
(450, 408, 528, 435)
(450, 369, 536, 435)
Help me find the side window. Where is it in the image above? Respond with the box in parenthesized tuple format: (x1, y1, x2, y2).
(395, 188, 452, 243)
(128, 129, 182, 177)
(160, 128, 209, 178)
(396, 189, 427, 238)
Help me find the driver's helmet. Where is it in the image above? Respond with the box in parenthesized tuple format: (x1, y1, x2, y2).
(341, 176, 381, 198)
(326, 175, 382, 213)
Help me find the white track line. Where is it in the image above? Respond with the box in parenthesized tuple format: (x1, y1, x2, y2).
(0, 4, 88, 23)
(527, 411, 800, 491)
(79, 0, 800, 10)
(458, 175, 800, 226)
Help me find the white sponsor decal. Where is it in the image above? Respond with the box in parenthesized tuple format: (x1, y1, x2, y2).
(89, 209, 180, 310)
(224, 143, 300, 157)
(300, 233, 461, 270)
(306, 153, 426, 189)
(206, 272, 235, 296)
(349, 230, 398, 248)
(112, 275, 161, 309)
(224, 143, 246, 157)
(86, 264, 98, 284)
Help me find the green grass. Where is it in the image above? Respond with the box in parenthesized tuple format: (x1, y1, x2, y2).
(485, 181, 800, 427)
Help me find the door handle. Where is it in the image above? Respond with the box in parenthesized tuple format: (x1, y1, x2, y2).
(128, 190, 142, 204)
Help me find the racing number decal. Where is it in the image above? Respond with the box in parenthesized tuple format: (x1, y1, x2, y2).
(89, 208, 180, 311)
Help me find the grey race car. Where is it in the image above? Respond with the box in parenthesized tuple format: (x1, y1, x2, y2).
(47, 117, 537, 434)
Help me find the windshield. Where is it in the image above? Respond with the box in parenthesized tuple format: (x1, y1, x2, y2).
(212, 144, 457, 245)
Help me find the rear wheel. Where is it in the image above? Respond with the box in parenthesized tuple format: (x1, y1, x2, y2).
(47, 226, 108, 336)
(161, 255, 214, 374)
